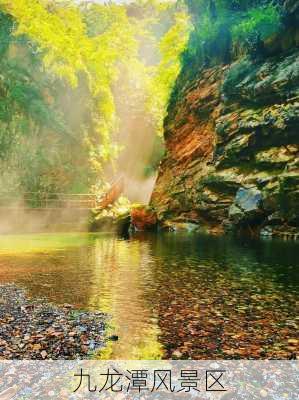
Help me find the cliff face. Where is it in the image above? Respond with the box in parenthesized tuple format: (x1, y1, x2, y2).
(151, 37, 299, 237)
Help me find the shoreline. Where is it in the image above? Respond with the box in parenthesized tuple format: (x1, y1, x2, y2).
(0, 284, 106, 360)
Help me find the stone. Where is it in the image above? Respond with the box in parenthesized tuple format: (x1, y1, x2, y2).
(108, 335, 119, 341)
(41, 350, 47, 359)
(228, 204, 244, 224)
(260, 226, 273, 238)
(172, 350, 183, 358)
(131, 206, 157, 231)
(229, 187, 264, 225)
(89, 212, 130, 235)
(235, 187, 262, 213)
(267, 212, 285, 226)
(260, 389, 268, 398)
(0, 284, 106, 360)
(161, 221, 200, 232)
(255, 146, 298, 167)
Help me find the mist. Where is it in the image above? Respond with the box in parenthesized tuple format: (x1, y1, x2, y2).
(0, 0, 187, 233)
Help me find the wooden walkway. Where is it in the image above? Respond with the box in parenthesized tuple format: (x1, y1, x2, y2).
(0, 177, 124, 210)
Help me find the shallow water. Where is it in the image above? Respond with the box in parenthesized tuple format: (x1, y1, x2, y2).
(0, 232, 298, 359)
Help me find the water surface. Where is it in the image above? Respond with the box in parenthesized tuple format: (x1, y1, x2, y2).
(0, 232, 298, 359)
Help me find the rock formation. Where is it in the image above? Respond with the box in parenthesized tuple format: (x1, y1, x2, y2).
(151, 5, 299, 238)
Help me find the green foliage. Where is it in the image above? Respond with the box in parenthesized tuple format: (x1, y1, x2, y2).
(0, 0, 140, 167)
(0, 1, 189, 198)
(0, 0, 287, 202)
(146, 9, 190, 135)
(0, 11, 13, 57)
(0, 60, 63, 130)
(182, 0, 283, 72)
(0, 11, 66, 165)
(0, 8, 93, 196)
(232, 4, 281, 43)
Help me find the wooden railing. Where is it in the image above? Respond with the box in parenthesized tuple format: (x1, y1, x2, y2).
(0, 177, 125, 210)
(0, 193, 97, 209)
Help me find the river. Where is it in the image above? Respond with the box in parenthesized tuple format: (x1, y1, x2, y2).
(0, 231, 298, 359)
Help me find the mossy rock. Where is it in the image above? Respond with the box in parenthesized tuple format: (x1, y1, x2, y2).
(89, 212, 130, 235)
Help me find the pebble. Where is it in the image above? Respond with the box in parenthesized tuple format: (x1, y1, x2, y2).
(0, 284, 106, 359)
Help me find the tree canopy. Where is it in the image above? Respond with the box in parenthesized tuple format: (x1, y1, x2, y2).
(0, 0, 190, 197)
(0, 0, 285, 199)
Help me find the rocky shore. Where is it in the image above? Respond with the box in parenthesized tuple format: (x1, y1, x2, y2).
(0, 285, 106, 359)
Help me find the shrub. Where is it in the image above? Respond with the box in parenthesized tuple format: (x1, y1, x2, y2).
(181, 1, 282, 70)
(232, 4, 282, 44)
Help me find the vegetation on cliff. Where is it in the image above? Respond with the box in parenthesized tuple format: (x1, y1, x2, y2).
(152, 0, 299, 238)
(182, 0, 286, 69)
(0, 0, 298, 238)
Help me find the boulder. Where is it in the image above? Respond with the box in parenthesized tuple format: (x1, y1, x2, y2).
(89, 212, 130, 235)
(130, 206, 157, 231)
(235, 187, 262, 212)
(229, 187, 264, 225)
(161, 221, 200, 232)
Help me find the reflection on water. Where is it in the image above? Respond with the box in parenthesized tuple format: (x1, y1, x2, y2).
(0, 232, 298, 359)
